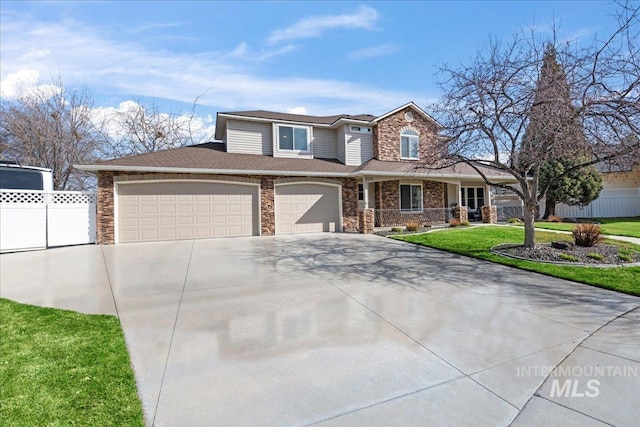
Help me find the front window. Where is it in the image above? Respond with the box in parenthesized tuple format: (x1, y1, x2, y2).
(400, 130, 419, 159)
(278, 125, 309, 151)
(400, 184, 422, 211)
(462, 187, 485, 210)
(358, 184, 364, 201)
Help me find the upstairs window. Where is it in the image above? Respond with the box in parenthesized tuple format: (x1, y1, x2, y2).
(278, 125, 309, 151)
(400, 130, 419, 159)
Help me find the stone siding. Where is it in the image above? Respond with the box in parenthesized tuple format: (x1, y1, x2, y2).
(359, 209, 375, 234)
(423, 181, 445, 208)
(97, 171, 115, 244)
(340, 177, 359, 232)
(373, 106, 441, 161)
(481, 206, 497, 224)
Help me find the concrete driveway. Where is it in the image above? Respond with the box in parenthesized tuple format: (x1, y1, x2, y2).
(1, 233, 639, 426)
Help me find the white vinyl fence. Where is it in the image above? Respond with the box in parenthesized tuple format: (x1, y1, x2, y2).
(0, 190, 96, 253)
(554, 188, 640, 218)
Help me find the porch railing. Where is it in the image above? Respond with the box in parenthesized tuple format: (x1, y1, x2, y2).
(373, 208, 452, 228)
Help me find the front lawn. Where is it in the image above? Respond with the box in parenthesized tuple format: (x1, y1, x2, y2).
(0, 299, 144, 426)
(519, 217, 640, 238)
(393, 226, 640, 296)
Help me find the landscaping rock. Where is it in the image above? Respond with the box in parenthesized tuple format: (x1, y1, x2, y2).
(551, 241, 575, 250)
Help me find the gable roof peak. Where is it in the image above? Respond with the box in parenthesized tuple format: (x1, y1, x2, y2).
(374, 102, 443, 129)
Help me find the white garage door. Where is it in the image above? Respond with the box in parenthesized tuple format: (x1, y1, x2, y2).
(118, 181, 258, 243)
(275, 183, 341, 234)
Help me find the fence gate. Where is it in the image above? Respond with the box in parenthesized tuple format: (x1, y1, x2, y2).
(0, 190, 97, 253)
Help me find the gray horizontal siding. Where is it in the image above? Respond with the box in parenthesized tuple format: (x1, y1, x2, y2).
(336, 125, 346, 164)
(312, 128, 337, 159)
(226, 120, 273, 155)
(345, 130, 374, 166)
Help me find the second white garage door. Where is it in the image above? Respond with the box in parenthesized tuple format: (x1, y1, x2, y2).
(275, 183, 341, 234)
(118, 181, 259, 243)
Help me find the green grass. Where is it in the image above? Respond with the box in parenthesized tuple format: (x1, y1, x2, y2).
(0, 299, 144, 426)
(518, 217, 640, 238)
(393, 226, 640, 296)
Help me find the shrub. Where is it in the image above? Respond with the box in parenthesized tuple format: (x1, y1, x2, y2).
(405, 221, 420, 232)
(422, 222, 432, 228)
(449, 218, 461, 227)
(618, 251, 633, 262)
(548, 215, 563, 223)
(572, 223, 604, 247)
(587, 252, 604, 261)
(507, 217, 521, 224)
(391, 227, 404, 233)
(461, 221, 471, 226)
(618, 252, 633, 262)
(559, 253, 579, 262)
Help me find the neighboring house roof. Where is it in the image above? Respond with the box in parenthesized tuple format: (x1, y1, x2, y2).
(77, 142, 514, 181)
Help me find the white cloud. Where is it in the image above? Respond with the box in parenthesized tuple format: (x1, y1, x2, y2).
(0, 69, 60, 99)
(227, 41, 299, 62)
(91, 100, 216, 144)
(349, 43, 400, 60)
(267, 5, 378, 44)
(0, 12, 414, 116)
(287, 107, 307, 115)
(133, 21, 191, 33)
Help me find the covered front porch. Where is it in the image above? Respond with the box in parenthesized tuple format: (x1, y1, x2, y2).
(355, 175, 499, 233)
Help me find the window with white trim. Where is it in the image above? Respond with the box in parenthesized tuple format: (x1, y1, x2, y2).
(358, 184, 364, 201)
(400, 184, 422, 212)
(278, 125, 309, 151)
(461, 187, 485, 210)
(400, 130, 419, 159)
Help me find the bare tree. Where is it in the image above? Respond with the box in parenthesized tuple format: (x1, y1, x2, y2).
(0, 77, 104, 190)
(429, 3, 640, 248)
(103, 97, 210, 158)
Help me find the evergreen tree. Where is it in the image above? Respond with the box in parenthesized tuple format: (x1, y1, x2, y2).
(521, 44, 601, 218)
(540, 159, 603, 218)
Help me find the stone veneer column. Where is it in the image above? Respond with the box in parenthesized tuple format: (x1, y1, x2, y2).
(260, 177, 275, 235)
(454, 206, 468, 223)
(358, 209, 375, 234)
(481, 206, 497, 224)
(97, 171, 115, 244)
(341, 178, 359, 232)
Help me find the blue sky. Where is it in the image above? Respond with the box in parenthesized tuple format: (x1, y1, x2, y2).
(0, 0, 622, 121)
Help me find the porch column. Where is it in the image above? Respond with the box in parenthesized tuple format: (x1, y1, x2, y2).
(362, 176, 369, 209)
(485, 184, 492, 206)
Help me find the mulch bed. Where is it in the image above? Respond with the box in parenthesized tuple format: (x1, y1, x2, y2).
(494, 243, 640, 265)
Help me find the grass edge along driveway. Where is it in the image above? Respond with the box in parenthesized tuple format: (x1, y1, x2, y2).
(393, 226, 640, 296)
(0, 298, 145, 426)
(516, 217, 640, 238)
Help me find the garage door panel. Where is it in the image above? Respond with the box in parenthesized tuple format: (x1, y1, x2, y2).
(118, 182, 259, 243)
(275, 184, 340, 235)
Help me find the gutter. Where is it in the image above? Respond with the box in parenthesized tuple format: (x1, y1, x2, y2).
(75, 164, 514, 181)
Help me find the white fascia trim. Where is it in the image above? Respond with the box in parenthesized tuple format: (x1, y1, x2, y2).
(74, 164, 353, 177)
(374, 102, 443, 128)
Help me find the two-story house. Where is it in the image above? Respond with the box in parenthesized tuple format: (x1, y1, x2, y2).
(78, 102, 513, 244)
